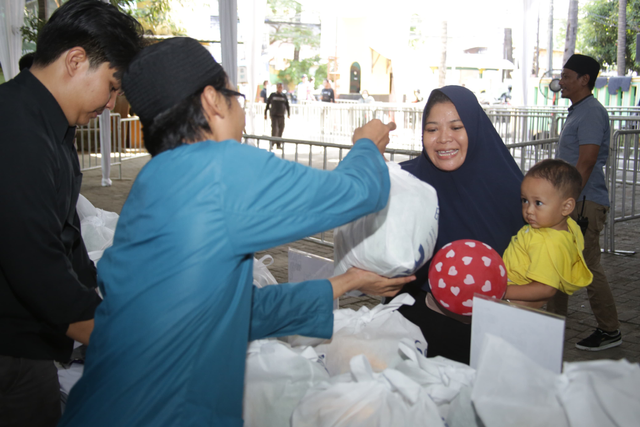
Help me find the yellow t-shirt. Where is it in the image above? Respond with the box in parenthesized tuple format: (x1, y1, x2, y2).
(503, 217, 593, 295)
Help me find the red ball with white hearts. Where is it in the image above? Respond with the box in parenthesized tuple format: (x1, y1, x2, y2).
(428, 239, 507, 316)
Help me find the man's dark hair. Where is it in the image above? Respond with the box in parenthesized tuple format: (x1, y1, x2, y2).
(143, 71, 233, 157)
(526, 159, 582, 200)
(33, 0, 144, 79)
(19, 52, 35, 71)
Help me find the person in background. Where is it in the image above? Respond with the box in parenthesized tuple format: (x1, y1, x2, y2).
(321, 79, 335, 103)
(259, 80, 268, 103)
(360, 89, 374, 104)
(264, 82, 290, 149)
(296, 74, 311, 103)
(396, 86, 524, 364)
(0, 1, 144, 426)
(503, 159, 592, 308)
(58, 36, 410, 427)
(547, 53, 622, 351)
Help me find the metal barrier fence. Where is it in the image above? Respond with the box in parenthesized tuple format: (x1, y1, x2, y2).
(74, 110, 639, 254)
(605, 129, 640, 254)
(243, 133, 639, 254)
(75, 113, 148, 176)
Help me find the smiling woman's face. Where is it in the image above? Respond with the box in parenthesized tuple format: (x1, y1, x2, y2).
(423, 101, 469, 171)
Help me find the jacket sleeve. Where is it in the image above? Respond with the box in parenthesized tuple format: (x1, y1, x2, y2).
(264, 94, 272, 113)
(248, 279, 334, 341)
(0, 127, 100, 327)
(222, 139, 390, 255)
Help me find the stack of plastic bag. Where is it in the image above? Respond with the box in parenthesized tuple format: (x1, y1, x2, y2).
(394, 338, 476, 423)
(242, 340, 329, 427)
(76, 194, 119, 264)
(291, 354, 446, 427)
(471, 334, 640, 427)
(333, 162, 439, 278)
(283, 293, 426, 376)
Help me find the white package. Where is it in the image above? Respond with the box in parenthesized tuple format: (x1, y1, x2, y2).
(558, 359, 640, 427)
(243, 339, 329, 427)
(76, 194, 119, 263)
(394, 338, 476, 421)
(311, 294, 426, 376)
(291, 354, 445, 427)
(333, 161, 438, 278)
(252, 255, 278, 288)
(471, 334, 569, 427)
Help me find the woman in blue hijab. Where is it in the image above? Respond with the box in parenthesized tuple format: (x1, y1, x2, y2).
(399, 85, 524, 364)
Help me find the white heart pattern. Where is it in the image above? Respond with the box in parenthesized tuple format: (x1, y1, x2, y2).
(499, 265, 506, 277)
(463, 274, 475, 285)
(483, 243, 492, 250)
(438, 278, 446, 288)
(450, 286, 460, 296)
(440, 300, 450, 308)
(448, 266, 458, 276)
(482, 281, 492, 292)
(435, 262, 443, 272)
(462, 299, 473, 307)
(462, 256, 473, 265)
(443, 243, 452, 248)
(446, 250, 455, 258)
(482, 256, 491, 267)
(465, 242, 476, 248)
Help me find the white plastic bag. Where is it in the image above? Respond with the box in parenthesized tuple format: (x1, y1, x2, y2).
(76, 195, 119, 264)
(252, 255, 278, 288)
(243, 339, 329, 427)
(471, 334, 569, 427)
(394, 338, 476, 421)
(310, 294, 426, 376)
(333, 161, 438, 278)
(558, 359, 640, 427)
(291, 354, 445, 427)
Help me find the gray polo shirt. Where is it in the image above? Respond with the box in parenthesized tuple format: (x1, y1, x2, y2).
(557, 95, 610, 207)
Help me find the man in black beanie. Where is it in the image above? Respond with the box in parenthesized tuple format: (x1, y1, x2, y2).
(547, 54, 622, 351)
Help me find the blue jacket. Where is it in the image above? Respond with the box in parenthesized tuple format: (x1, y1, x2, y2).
(59, 139, 389, 426)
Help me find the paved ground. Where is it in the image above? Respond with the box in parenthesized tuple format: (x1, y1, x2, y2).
(81, 154, 640, 365)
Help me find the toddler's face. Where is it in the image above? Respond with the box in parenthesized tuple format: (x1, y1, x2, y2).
(520, 177, 569, 231)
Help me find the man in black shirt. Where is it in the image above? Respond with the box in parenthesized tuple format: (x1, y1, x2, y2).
(321, 78, 336, 103)
(0, 1, 144, 425)
(264, 82, 290, 149)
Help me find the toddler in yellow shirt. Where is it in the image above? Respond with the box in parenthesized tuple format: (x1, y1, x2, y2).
(503, 159, 592, 309)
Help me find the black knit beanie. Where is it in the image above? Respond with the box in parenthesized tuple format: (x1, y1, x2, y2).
(122, 37, 225, 126)
(563, 54, 600, 86)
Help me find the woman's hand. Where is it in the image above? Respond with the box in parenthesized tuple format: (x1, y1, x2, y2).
(352, 119, 397, 156)
(329, 267, 415, 299)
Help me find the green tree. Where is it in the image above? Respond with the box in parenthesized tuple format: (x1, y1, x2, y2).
(21, 0, 184, 45)
(577, 0, 640, 73)
(267, 0, 321, 88)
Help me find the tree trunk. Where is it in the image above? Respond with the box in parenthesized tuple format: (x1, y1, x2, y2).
(617, 0, 626, 76)
(439, 21, 447, 88)
(38, 0, 47, 21)
(562, 0, 579, 66)
(293, 2, 301, 62)
(548, 0, 554, 75)
(504, 28, 513, 80)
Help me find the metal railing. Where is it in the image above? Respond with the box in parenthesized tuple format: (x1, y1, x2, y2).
(242, 132, 639, 255)
(75, 113, 149, 176)
(605, 129, 640, 254)
(75, 108, 639, 255)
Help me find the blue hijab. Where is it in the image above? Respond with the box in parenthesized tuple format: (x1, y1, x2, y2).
(401, 85, 524, 292)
